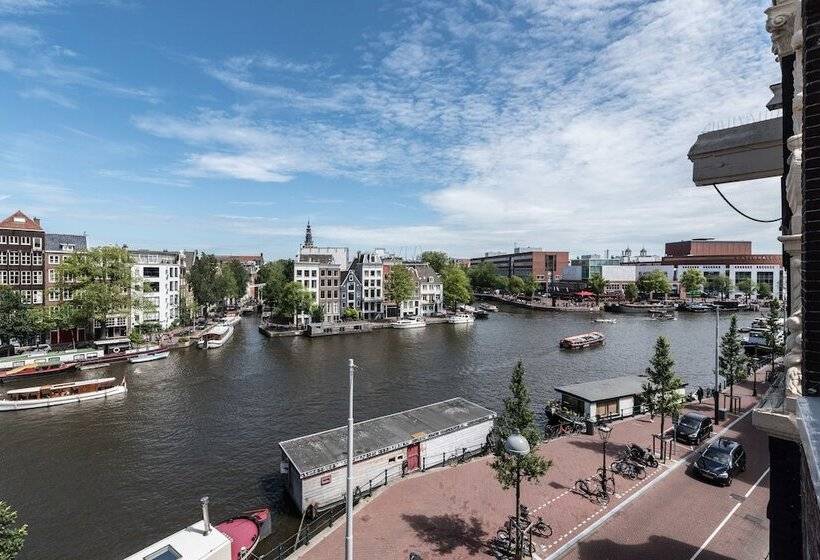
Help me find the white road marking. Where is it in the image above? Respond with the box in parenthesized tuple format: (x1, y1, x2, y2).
(687, 468, 770, 560)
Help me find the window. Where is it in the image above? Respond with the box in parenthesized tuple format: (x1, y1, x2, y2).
(9, 252, 19, 265)
(21, 271, 31, 284)
(0, 235, 6, 243)
(0, 271, 6, 284)
(9, 236, 18, 244)
(49, 289, 60, 302)
(32, 254, 42, 265)
(48, 269, 56, 283)
(32, 290, 42, 304)
(63, 289, 73, 300)
(0, 252, 5, 265)
(20, 236, 30, 245)
(144, 545, 182, 560)
(21, 253, 31, 265)
(8, 271, 19, 285)
(33, 271, 42, 285)
(49, 255, 60, 264)
(20, 290, 32, 304)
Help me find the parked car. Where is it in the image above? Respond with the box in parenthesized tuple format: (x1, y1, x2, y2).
(692, 438, 746, 486)
(675, 412, 713, 445)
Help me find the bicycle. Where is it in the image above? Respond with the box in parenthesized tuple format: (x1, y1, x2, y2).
(574, 473, 613, 505)
(530, 516, 553, 539)
(610, 458, 647, 480)
(544, 424, 561, 440)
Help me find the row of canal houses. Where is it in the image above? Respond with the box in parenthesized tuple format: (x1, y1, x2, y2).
(293, 222, 443, 324)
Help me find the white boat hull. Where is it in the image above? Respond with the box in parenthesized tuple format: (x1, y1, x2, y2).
(448, 315, 475, 324)
(391, 320, 426, 329)
(0, 384, 127, 411)
(128, 351, 170, 363)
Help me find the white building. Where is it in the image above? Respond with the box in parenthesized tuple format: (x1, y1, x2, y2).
(130, 250, 181, 330)
(294, 223, 347, 324)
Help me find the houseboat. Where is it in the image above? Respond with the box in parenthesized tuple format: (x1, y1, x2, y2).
(0, 348, 104, 372)
(123, 499, 271, 560)
(198, 324, 235, 349)
(391, 317, 426, 329)
(0, 377, 126, 411)
(128, 350, 170, 363)
(559, 332, 605, 349)
(447, 313, 475, 324)
(679, 302, 714, 313)
(593, 318, 617, 324)
(279, 398, 495, 515)
(478, 303, 499, 312)
(222, 314, 242, 326)
(0, 362, 77, 383)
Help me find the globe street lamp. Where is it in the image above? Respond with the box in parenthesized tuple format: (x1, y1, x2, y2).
(505, 431, 531, 560)
(597, 423, 612, 497)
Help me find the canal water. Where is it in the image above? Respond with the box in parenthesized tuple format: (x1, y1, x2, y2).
(1, 306, 742, 559)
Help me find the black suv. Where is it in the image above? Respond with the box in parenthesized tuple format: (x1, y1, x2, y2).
(693, 438, 746, 486)
(675, 412, 713, 445)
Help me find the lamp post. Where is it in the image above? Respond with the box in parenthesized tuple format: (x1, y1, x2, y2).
(505, 431, 531, 560)
(597, 423, 612, 496)
(714, 305, 721, 425)
(345, 358, 356, 560)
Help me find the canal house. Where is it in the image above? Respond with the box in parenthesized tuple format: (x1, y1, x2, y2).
(279, 397, 496, 514)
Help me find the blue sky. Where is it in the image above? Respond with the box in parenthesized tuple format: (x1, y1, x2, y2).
(0, 0, 782, 259)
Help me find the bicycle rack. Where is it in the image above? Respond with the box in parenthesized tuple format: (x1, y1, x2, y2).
(652, 434, 674, 463)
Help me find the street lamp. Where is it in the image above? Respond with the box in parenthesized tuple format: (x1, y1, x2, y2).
(505, 431, 531, 560)
(597, 423, 612, 495)
(714, 305, 721, 425)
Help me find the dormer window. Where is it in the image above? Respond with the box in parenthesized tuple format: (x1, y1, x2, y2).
(12, 216, 24, 223)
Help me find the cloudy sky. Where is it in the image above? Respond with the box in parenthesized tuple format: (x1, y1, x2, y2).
(0, 0, 782, 259)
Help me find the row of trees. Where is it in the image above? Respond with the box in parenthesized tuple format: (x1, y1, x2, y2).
(187, 254, 250, 317)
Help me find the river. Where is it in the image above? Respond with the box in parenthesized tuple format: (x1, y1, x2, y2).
(1, 306, 742, 559)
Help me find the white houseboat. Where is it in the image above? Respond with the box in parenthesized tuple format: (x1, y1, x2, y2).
(198, 324, 235, 349)
(128, 350, 170, 363)
(391, 317, 426, 329)
(447, 313, 475, 324)
(0, 377, 126, 411)
(279, 397, 496, 514)
(0, 348, 104, 372)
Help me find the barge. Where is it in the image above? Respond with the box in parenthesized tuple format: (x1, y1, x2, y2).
(560, 331, 605, 349)
(0, 377, 126, 411)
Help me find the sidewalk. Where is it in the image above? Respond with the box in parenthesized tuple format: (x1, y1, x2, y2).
(297, 378, 766, 560)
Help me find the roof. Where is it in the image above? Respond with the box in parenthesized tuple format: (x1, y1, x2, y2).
(45, 233, 87, 251)
(554, 375, 647, 403)
(122, 519, 230, 560)
(215, 254, 263, 262)
(708, 437, 741, 452)
(280, 397, 496, 478)
(0, 211, 42, 232)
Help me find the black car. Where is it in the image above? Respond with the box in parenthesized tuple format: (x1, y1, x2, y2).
(675, 412, 713, 445)
(693, 438, 746, 486)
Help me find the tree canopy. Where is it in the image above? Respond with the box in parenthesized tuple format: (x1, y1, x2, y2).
(637, 270, 670, 300)
(467, 261, 498, 290)
(522, 274, 538, 297)
(441, 264, 472, 309)
(260, 259, 295, 310)
(490, 361, 552, 488)
(385, 265, 416, 306)
(0, 287, 33, 345)
(508, 275, 525, 295)
(188, 254, 223, 311)
(624, 283, 639, 302)
(419, 251, 449, 274)
(587, 273, 608, 302)
(757, 282, 773, 299)
(272, 281, 313, 320)
(736, 278, 756, 302)
(680, 269, 705, 299)
(221, 260, 249, 300)
(641, 336, 684, 439)
(706, 275, 733, 300)
(719, 315, 747, 403)
(0, 501, 27, 559)
(765, 299, 784, 375)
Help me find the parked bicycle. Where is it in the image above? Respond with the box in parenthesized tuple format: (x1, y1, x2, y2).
(625, 443, 659, 468)
(574, 470, 615, 505)
(610, 457, 647, 480)
(494, 518, 537, 556)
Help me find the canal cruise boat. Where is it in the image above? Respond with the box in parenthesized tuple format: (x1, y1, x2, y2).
(559, 331, 605, 349)
(0, 377, 126, 411)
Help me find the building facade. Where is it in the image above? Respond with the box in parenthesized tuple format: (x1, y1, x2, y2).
(470, 248, 570, 288)
(130, 250, 182, 330)
(351, 250, 387, 320)
(339, 269, 363, 315)
(559, 254, 638, 294)
(0, 211, 45, 307)
(294, 224, 346, 324)
(44, 233, 88, 344)
(216, 254, 264, 302)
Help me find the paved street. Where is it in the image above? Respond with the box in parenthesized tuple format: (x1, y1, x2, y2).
(297, 377, 768, 560)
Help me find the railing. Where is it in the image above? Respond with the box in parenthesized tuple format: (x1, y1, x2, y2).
(758, 370, 787, 411)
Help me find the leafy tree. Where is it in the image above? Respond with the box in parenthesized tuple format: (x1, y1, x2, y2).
(490, 361, 552, 489)
(0, 287, 33, 344)
(58, 246, 149, 339)
(441, 264, 472, 309)
(680, 269, 705, 300)
(188, 254, 223, 315)
(259, 259, 294, 308)
(757, 282, 773, 299)
(309, 303, 324, 324)
(46, 304, 85, 348)
(0, 501, 26, 559)
(508, 275, 525, 295)
(274, 282, 313, 321)
(587, 273, 608, 303)
(736, 278, 756, 304)
(706, 275, 733, 300)
(637, 270, 671, 300)
(641, 336, 684, 439)
(467, 262, 498, 290)
(385, 265, 416, 310)
(177, 295, 193, 327)
(342, 307, 360, 321)
(221, 260, 249, 300)
(419, 251, 449, 274)
(764, 299, 784, 378)
(28, 306, 56, 340)
(494, 275, 510, 291)
(522, 274, 538, 298)
(624, 283, 638, 302)
(215, 268, 238, 304)
(719, 315, 747, 404)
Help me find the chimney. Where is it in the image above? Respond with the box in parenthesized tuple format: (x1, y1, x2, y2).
(33, 217, 40, 226)
(201, 496, 210, 535)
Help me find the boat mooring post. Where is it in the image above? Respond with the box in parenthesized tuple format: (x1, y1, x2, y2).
(345, 358, 355, 560)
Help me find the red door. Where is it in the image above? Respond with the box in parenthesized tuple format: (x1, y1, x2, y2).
(406, 443, 420, 471)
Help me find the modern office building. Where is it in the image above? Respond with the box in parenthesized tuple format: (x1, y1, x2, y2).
(129, 249, 182, 330)
(469, 248, 569, 288)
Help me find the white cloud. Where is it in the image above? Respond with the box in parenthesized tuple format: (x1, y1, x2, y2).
(0, 0, 53, 14)
(19, 87, 76, 108)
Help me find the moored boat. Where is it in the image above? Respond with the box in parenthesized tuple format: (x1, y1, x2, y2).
(593, 318, 616, 324)
(128, 350, 170, 363)
(222, 314, 242, 326)
(474, 309, 490, 319)
(478, 303, 499, 312)
(0, 362, 77, 383)
(0, 377, 126, 411)
(198, 324, 235, 348)
(448, 313, 475, 324)
(678, 302, 714, 313)
(559, 331, 605, 349)
(391, 317, 426, 329)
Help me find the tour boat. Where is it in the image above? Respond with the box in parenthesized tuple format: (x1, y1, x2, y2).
(593, 318, 617, 324)
(128, 350, 170, 363)
(123, 499, 271, 560)
(478, 303, 499, 312)
(222, 314, 242, 326)
(0, 362, 77, 383)
(448, 313, 475, 324)
(198, 324, 235, 348)
(391, 317, 426, 329)
(559, 332, 606, 349)
(679, 303, 713, 313)
(0, 377, 126, 411)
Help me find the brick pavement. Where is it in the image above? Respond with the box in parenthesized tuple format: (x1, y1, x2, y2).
(297, 377, 767, 560)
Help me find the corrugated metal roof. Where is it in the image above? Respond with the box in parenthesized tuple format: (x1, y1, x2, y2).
(280, 397, 495, 478)
(554, 375, 647, 403)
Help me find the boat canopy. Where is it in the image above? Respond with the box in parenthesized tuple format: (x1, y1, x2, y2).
(6, 377, 117, 395)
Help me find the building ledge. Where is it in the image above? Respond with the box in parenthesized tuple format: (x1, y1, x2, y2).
(796, 396, 820, 505)
(753, 373, 801, 441)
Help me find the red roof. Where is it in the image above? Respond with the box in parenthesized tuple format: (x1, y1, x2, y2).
(0, 211, 43, 231)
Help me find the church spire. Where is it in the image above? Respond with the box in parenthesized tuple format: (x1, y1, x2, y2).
(304, 220, 314, 247)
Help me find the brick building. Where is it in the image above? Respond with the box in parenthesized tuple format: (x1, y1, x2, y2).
(0, 211, 45, 306)
(469, 248, 570, 289)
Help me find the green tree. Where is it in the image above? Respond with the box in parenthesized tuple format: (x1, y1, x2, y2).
(177, 295, 193, 327)
(188, 254, 222, 316)
(0, 501, 27, 559)
(587, 273, 608, 304)
(385, 265, 416, 310)
(637, 270, 671, 300)
(275, 282, 313, 321)
(342, 307, 360, 321)
(28, 306, 56, 340)
(467, 262, 498, 290)
(58, 246, 149, 339)
(489, 361, 552, 489)
(764, 299, 784, 378)
(441, 264, 472, 309)
(259, 259, 294, 308)
(706, 275, 733, 300)
(508, 275, 525, 295)
(221, 260, 249, 300)
(757, 282, 773, 299)
(680, 269, 705, 300)
(419, 251, 449, 274)
(309, 303, 324, 324)
(736, 278, 756, 304)
(47, 304, 85, 348)
(494, 275, 510, 291)
(522, 274, 538, 298)
(719, 315, 747, 404)
(641, 336, 684, 439)
(624, 283, 639, 302)
(0, 287, 33, 344)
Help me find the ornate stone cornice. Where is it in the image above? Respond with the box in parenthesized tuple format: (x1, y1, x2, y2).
(766, 0, 800, 59)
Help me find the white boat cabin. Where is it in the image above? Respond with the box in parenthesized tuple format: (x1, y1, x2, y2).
(5, 378, 119, 401)
(123, 520, 231, 560)
(0, 348, 104, 371)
